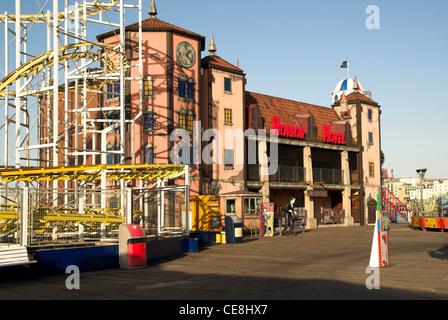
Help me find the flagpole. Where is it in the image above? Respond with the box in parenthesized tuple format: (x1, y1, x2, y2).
(347, 59, 349, 79)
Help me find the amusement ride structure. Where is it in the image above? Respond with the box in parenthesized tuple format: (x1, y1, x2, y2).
(0, 0, 191, 247)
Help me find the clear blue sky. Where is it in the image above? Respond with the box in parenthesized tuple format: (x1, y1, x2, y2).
(1, 0, 447, 179)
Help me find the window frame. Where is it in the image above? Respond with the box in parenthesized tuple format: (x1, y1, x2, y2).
(143, 143, 155, 164)
(225, 198, 236, 215)
(224, 148, 234, 169)
(367, 109, 373, 121)
(369, 162, 375, 177)
(143, 110, 155, 132)
(224, 77, 232, 93)
(224, 108, 232, 124)
(178, 108, 187, 130)
(143, 75, 155, 99)
(178, 77, 187, 99)
(106, 81, 120, 101)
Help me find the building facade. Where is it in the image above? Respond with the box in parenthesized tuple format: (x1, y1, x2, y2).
(41, 0, 383, 229)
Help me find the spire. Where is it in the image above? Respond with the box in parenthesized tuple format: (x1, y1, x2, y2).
(353, 77, 359, 90)
(341, 89, 347, 103)
(149, 0, 157, 18)
(208, 34, 217, 56)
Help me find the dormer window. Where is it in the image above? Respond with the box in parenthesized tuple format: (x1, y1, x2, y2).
(294, 114, 317, 139)
(248, 104, 262, 131)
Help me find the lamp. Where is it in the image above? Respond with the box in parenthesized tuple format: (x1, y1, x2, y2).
(416, 169, 427, 216)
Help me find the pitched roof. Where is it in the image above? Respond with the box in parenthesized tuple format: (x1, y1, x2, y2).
(97, 17, 206, 50)
(245, 91, 341, 141)
(201, 55, 244, 75)
(334, 91, 378, 106)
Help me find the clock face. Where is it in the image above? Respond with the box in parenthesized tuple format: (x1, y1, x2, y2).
(176, 41, 196, 68)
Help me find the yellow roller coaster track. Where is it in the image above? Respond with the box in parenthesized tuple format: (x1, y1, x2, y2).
(0, 0, 119, 24)
(0, 163, 189, 183)
(0, 42, 127, 97)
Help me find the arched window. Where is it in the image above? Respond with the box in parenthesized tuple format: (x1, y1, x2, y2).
(106, 143, 114, 164)
(187, 78, 195, 100)
(187, 110, 195, 132)
(178, 108, 187, 130)
(178, 76, 187, 98)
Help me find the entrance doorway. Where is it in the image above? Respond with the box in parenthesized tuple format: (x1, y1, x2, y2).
(367, 196, 377, 224)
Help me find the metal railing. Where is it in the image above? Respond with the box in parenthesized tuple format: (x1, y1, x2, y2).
(0, 188, 23, 245)
(247, 164, 306, 183)
(248, 164, 346, 185)
(313, 168, 343, 184)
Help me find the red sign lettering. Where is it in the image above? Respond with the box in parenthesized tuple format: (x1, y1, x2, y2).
(322, 125, 346, 145)
(271, 117, 305, 139)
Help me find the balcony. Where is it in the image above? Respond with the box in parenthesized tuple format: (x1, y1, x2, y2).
(312, 168, 343, 184)
(248, 164, 355, 185)
(247, 164, 305, 183)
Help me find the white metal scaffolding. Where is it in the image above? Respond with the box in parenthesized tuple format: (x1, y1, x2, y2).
(0, 0, 143, 192)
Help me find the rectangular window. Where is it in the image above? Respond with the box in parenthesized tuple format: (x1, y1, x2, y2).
(369, 162, 375, 177)
(187, 81, 194, 100)
(368, 109, 373, 121)
(224, 78, 231, 92)
(143, 113, 154, 131)
(368, 132, 373, 144)
(143, 77, 154, 98)
(106, 81, 120, 100)
(178, 79, 186, 98)
(179, 113, 187, 130)
(178, 146, 193, 165)
(114, 144, 121, 164)
(144, 146, 154, 164)
(224, 108, 232, 124)
(187, 113, 194, 132)
(107, 145, 114, 164)
(224, 149, 234, 168)
(226, 198, 236, 215)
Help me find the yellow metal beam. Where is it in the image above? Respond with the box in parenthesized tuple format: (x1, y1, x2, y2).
(0, 164, 188, 183)
(0, 42, 126, 95)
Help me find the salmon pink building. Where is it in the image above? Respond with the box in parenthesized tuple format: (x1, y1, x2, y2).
(46, 0, 382, 230)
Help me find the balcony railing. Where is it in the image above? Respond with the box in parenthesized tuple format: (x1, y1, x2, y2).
(247, 165, 305, 183)
(312, 168, 343, 184)
(248, 164, 354, 185)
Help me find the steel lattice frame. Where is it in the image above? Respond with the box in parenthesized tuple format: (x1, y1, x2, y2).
(0, 0, 143, 191)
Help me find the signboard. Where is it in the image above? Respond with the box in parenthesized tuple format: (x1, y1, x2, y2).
(260, 203, 275, 237)
(322, 125, 346, 145)
(323, 209, 334, 224)
(308, 190, 328, 198)
(369, 195, 390, 268)
(271, 117, 305, 139)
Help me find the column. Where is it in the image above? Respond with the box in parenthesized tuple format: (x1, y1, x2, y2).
(303, 147, 316, 229)
(258, 139, 270, 203)
(341, 150, 353, 226)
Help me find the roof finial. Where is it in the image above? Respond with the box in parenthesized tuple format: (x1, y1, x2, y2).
(149, 0, 157, 18)
(353, 77, 359, 90)
(208, 34, 217, 56)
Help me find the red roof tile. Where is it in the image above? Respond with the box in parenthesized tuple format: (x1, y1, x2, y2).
(335, 92, 378, 106)
(97, 17, 206, 49)
(245, 91, 341, 141)
(201, 55, 244, 75)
